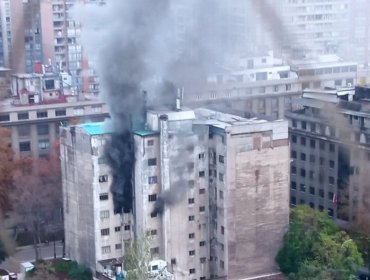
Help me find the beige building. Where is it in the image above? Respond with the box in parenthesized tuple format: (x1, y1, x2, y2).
(61, 105, 290, 279)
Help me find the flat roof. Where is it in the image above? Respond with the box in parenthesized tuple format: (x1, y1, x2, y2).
(134, 130, 159, 137)
(78, 122, 113, 135)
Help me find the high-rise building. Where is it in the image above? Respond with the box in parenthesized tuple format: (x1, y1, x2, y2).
(61, 106, 290, 279)
(286, 86, 370, 224)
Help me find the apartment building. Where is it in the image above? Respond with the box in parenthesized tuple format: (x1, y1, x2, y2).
(286, 85, 370, 225)
(0, 66, 108, 158)
(61, 105, 289, 279)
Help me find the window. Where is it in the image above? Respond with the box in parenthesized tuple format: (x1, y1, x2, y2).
(291, 151, 297, 159)
(189, 250, 195, 256)
(199, 188, 206, 194)
(328, 208, 334, 217)
(320, 157, 325, 165)
(300, 153, 306, 161)
(309, 202, 315, 209)
(328, 192, 334, 200)
(220, 260, 225, 269)
(37, 111, 48, 118)
(92, 105, 102, 113)
(200, 258, 206, 264)
(219, 190, 224, 199)
(150, 247, 159, 255)
(199, 206, 206, 212)
(329, 144, 335, 152)
(300, 184, 306, 192)
(148, 176, 157, 184)
(199, 153, 205, 159)
(188, 215, 195, 221)
(150, 229, 157, 235)
(291, 166, 297, 175)
(189, 269, 196, 274)
(221, 226, 225, 235)
(320, 141, 325, 150)
(218, 155, 224, 163)
(309, 171, 314, 179)
(310, 123, 316, 132)
(319, 189, 324, 198)
(102, 246, 111, 254)
(199, 241, 206, 247)
(56, 109, 66, 116)
(115, 244, 122, 250)
(301, 121, 307, 130)
(99, 175, 108, 183)
(219, 173, 224, 182)
(309, 155, 315, 163)
(148, 158, 157, 166)
(189, 233, 195, 239)
(188, 198, 195, 204)
(310, 139, 316, 148)
(309, 186, 315, 195)
(19, 141, 31, 152)
(37, 124, 49, 135)
(73, 107, 84, 116)
(151, 212, 157, 218)
(115, 226, 121, 232)
(300, 169, 306, 178)
(124, 225, 130, 231)
(147, 139, 154, 146)
(18, 125, 30, 137)
(18, 112, 29, 120)
(100, 210, 109, 220)
(101, 228, 110, 236)
(329, 176, 335, 185)
(292, 120, 297, 128)
(291, 181, 297, 190)
(301, 137, 306, 146)
(98, 157, 107, 164)
(199, 171, 205, 177)
(45, 79, 55, 90)
(0, 115, 10, 122)
(148, 194, 157, 202)
(292, 135, 297, 143)
(220, 243, 224, 251)
(291, 196, 296, 205)
(286, 84, 292, 91)
(38, 140, 50, 150)
(99, 193, 108, 201)
(329, 160, 335, 168)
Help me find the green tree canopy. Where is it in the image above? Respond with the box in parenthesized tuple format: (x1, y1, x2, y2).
(277, 205, 363, 280)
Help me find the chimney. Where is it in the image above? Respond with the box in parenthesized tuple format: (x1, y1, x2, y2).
(175, 88, 184, 111)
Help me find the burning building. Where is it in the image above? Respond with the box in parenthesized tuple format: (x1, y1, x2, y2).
(60, 102, 290, 279)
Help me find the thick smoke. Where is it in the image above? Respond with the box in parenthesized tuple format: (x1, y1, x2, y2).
(74, 0, 223, 213)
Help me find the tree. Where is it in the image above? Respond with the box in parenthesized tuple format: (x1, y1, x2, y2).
(277, 205, 363, 279)
(10, 143, 62, 261)
(124, 235, 151, 280)
(0, 127, 14, 215)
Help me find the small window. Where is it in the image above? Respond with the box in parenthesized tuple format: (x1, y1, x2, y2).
(199, 206, 206, 212)
(310, 123, 316, 132)
(292, 135, 297, 143)
(37, 124, 49, 135)
(199, 188, 206, 194)
(291, 166, 297, 175)
(124, 225, 130, 231)
(18, 112, 29, 120)
(220, 260, 225, 269)
(188, 215, 195, 221)
(189, 268, 196, 274)
(189, 250, 195, 256)
(189, 233, 195, 239)
(319, 189, 324, 198)
(320, 141, 325, 150)
(300, 169, 306, 178)
(148, 176, 157, 184)
(101, 228, 110, 236)
(99, 175, 108, 183)
(151, 212, 157, 218)
(300, 153, 306, 161)
(147, 139, 154, 146)
(309, 186, 315, 195)
(219, 191, 224, 199)
(310, 139, 316, 148)
(329, 176, 335, 185)
(218, 155, 224, 163)
(73, 107, 84, 116)
(291, 151, 297, 159)
(199, 241, 206, 247)
(291, 181, 297, 190)
(221, 226, 225, 235)
(150, 229, 157, 235)
(98, 157, 107, 164)
(188, 198, 195, 204)
(200, 258, 206, 264)
(99, 193, 109, 201)
(291, 196, 296, 205)
(199, 171, 205, 177)
(292, 120, 297, 128)
(100, 210, 109, 220)
(19, 141, 31, 152)
(329, 160, 335, 168)
(115, 244, 122, 250)
(301, 137, 306, 146)
(56, 109, 66, 116)
(148, 194, 157, 202)
(219, 173, 224, 182)
(0, 114, 10, 122)
(309, 155, 315, 163)
(102, 246, 111, 254)
(328, 208, 334, 217)
(301, 121, 307, 130)
(37, 111, 48, 118)
(198, 153, 205, 159)
(329, 144, 335, 152)
(150, 247, 159, 255)
(115, 226, 121, 232)
(148, 158, 157, 166)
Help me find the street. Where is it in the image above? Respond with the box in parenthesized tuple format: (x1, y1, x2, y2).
(0, 242, 63, 273)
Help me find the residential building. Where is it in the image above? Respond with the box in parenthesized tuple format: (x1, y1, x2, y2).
(0, 65, 108, 158)
(61, 105, 290, 279)
(286, 85, 370, 225)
